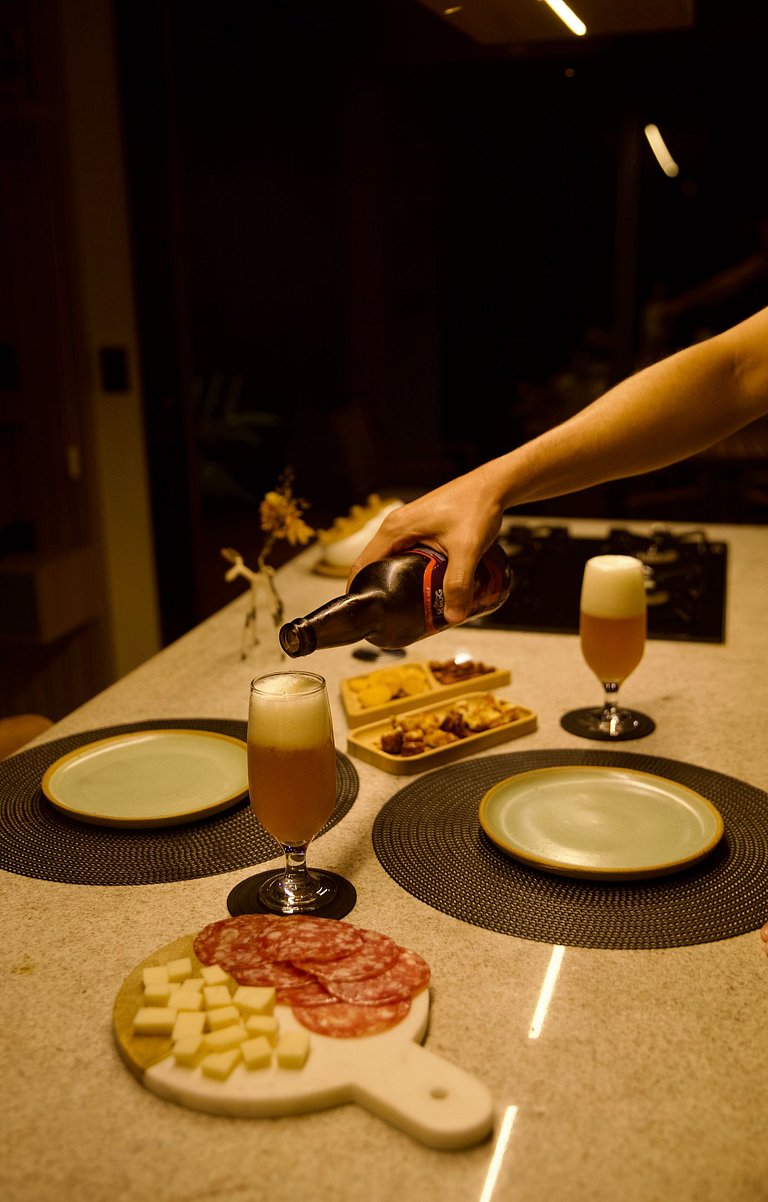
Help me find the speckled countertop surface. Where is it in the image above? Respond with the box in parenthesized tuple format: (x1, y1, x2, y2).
(2, 518, 767, 1202)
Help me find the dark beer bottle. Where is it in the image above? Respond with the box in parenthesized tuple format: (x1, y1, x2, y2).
(279, 542, 512, 657)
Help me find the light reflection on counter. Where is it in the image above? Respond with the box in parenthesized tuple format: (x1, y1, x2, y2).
(478, 1105, 519, 1202)
(528, 945, 565, 1040)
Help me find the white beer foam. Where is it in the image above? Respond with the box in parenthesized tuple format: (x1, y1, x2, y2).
(580, 555, 646, 618)
(250, 674, 331, 749)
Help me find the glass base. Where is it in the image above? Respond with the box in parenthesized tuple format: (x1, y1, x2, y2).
(227, 870, 356, 919)
(561, 706, 656, 742)
(258, 866, 338, 914)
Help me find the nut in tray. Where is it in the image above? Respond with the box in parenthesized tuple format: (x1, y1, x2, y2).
(340, 659, 512, 728)
(346, 691, 537, 774)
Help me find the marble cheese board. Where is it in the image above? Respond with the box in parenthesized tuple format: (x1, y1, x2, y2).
(113, 933, 493, 1150)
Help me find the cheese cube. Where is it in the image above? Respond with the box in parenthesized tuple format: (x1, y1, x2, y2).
(143, 982, 174, 1006)
(244, 1015, 280, 1045)
(200, 964, 231, 986)
(232, 985, 275, 1016)
(201, 1048, 242, 1081)
(204, 1024, 247, 1052)
(172, 975, 203, 993)
(203, 984, 232, 1010)
(167, 957, 193, 982)
(133, 1007, 176, 1036)
(206, 1005, 241, 1032)
(142, 965, 169, 989)
(241, 1036, 272, 1071)
(168, 989, 203, 1012)
(173, 1034, 207, 1067)
(171, 1010, 206, 1042)
(275, 1030, 310, 1069)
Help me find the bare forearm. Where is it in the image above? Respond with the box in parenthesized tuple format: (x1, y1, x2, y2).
(490, 308, 768, 509)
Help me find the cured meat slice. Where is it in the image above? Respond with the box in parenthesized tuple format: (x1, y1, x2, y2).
(258, 916, 363, 964)
(278, 979, 336, 1007)
(324, 948, 430, 1006)
(231, 960, 311, 990)
(297, 929, 400, 982)
(292, 998, 411, 1038)
(193, 914, 276, 966)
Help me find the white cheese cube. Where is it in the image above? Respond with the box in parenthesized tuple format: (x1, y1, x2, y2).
(201, 1048, 242, 1081)
(241, 1036, 272, 1071)
(166, 956, 193, 982)
(200, 964, 231, 986)
(275, 1030, 310, 1069)
(204, 1024, 247, 1052)
(171, 1010, 206, 1042)
(173, 975, 203, 993)
(168, 989, 203, 1012)
(202, 984, 232, 1010)
(206, 1005, 241, 1032)
(232, 985, 275, 1016)
(142, 965, 169, 989)
(133, 1006, 176, 1036)
(244, 1015, 280, 1045)
(173, 1034, 207, 1067)
(143, 982, 174, 1006)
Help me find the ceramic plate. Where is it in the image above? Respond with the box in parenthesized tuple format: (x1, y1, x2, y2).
(41, 729, 248, 828)
(478, 765, 724, 879)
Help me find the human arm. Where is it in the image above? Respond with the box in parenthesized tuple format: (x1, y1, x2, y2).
(349, 306, 768, 622)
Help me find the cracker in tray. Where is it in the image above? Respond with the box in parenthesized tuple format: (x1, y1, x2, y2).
(348, 663, 431, 709)
(378, 693, 520, 758)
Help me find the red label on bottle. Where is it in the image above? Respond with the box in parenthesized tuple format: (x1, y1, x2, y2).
(411, 543, 509, 633)
(410, 547, 448, 634)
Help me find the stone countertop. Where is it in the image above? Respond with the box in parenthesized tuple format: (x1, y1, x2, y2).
(2, 517, 767, 1202)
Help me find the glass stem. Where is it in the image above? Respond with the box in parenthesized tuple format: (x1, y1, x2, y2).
(281, 843, 310, 892)
(601, 682, 621, 735)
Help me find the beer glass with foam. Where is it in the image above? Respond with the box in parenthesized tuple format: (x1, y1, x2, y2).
(247, 670, 338, 912)
(566, 555, 653, 739)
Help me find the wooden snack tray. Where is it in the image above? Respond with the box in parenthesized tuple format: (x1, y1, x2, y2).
(346, 693, 537, 775)
(340, 661, 512, 729)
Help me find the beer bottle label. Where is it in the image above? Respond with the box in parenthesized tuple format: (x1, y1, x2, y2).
(410, 545, 507, 633)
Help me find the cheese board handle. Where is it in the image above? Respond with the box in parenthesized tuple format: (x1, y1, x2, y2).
(348, 1041, 494, 1150)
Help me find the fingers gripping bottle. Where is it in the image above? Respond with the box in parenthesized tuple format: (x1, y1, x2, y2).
(279, 543, 512, 657)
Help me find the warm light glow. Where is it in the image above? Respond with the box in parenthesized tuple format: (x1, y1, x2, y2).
(528, 945, 565, 1039)
(444, 4, 463, 13)
(541, 0, 587, 37)
(478, 1106, 519, 1202)
(644, 123, 680, 177)
(453, 651, 472, 665)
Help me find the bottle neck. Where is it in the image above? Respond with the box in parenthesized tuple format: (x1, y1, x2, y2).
(279, 592, 381, 657)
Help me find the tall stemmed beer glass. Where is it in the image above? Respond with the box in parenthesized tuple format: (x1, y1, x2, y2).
(247, 670, 338, 912)
(561, 554, 655, 740)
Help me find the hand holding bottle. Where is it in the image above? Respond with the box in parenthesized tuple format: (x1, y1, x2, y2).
(346, 464, 508, 624)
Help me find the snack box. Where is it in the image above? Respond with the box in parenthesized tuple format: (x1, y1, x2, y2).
(346, 692, 537, 775)
(340, 659, 512, 728)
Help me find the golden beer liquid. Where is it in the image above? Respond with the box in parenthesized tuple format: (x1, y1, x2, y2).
(248, 739, 336, 846)
(580, 610, 646, 684)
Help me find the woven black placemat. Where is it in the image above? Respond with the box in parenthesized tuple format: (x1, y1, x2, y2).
(372, 749, 768, 949)
(0, 719, 358, 886)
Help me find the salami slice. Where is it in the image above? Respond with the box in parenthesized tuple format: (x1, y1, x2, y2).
(324, 948, 430, 1006)
(297, 929, 400, 982)
(278, 979, 336, 1006)
(258, 916, 363, 964)
(292, 998, 411, 1038)
(193, 914, 276, 966)
(231, 960, 311, 990)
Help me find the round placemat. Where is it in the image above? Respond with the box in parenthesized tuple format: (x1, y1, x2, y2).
(372, 749, 768, 949)
(0, 719, 359, 886)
